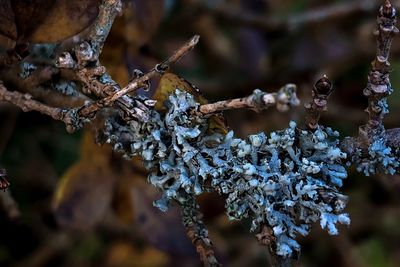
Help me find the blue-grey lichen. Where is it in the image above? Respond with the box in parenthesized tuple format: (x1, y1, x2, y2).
(102, 89, 350, 257)
(53, 80, 79, 96)
(354, 136, 399, 176)
(19, 62, 37, 79)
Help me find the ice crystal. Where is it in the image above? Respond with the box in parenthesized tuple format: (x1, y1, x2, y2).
(102, 90, 350, 257)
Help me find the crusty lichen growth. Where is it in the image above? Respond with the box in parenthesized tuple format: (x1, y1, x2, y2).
(100, 89, 350, 258)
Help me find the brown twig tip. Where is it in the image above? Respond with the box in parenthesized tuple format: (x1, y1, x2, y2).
(362, 0, 398, 133)
(304, 76, 334, 130)
(314, 75, 333, 97)
(382, 0, 395, 18)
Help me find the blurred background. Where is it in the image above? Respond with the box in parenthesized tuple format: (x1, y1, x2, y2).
(1, 0, 400, 266)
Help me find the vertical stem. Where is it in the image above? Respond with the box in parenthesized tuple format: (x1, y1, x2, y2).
(363, 0, 398, 135)
(88, 0, 122, 58)
(181, 197, 221, 267)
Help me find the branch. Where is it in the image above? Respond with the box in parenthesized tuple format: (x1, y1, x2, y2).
(362, 0, 398, 136)
(70, 35, 199, 122)
(54, 0, 152, 123)
(88, 0, 123, 59)
(198, 84, 299, 115)
(0, 82, 86, 132)
(181, 197, 221, 267)
(54, 0, 199, 123)
(100, 35, 200, 105)
(0, 82, 68, 123)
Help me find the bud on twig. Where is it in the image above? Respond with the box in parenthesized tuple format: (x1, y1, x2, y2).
(305, 75, 334, 130)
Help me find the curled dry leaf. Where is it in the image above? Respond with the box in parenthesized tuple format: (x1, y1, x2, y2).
(0, 0, 100, 43)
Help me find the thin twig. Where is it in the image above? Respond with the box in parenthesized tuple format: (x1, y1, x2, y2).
(103, 35, 200, 104)
(199, 84, 299, 114)
(0, 83, 68, 123)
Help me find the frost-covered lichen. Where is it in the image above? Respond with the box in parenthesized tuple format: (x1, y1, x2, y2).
(102, 90, 350, 257)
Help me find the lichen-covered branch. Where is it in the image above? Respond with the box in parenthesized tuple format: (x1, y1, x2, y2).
(342, 0, 400, 176)
(88, 0, 123, 59)
(181, 197, 221, 267)
(101, 89, 349, 261)
(363, 0, 398, 135)
(198, 84, 299, 114)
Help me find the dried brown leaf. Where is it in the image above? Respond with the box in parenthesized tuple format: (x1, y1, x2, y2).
(0, 0, 100, 43)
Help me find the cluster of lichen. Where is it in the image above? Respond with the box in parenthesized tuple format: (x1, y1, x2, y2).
(352, 94, 400, 175)
(352, 136, 399, 176)
(102, 89, 350, 257)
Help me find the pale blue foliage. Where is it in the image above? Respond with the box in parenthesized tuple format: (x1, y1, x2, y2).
(103, 90, 350, 257)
